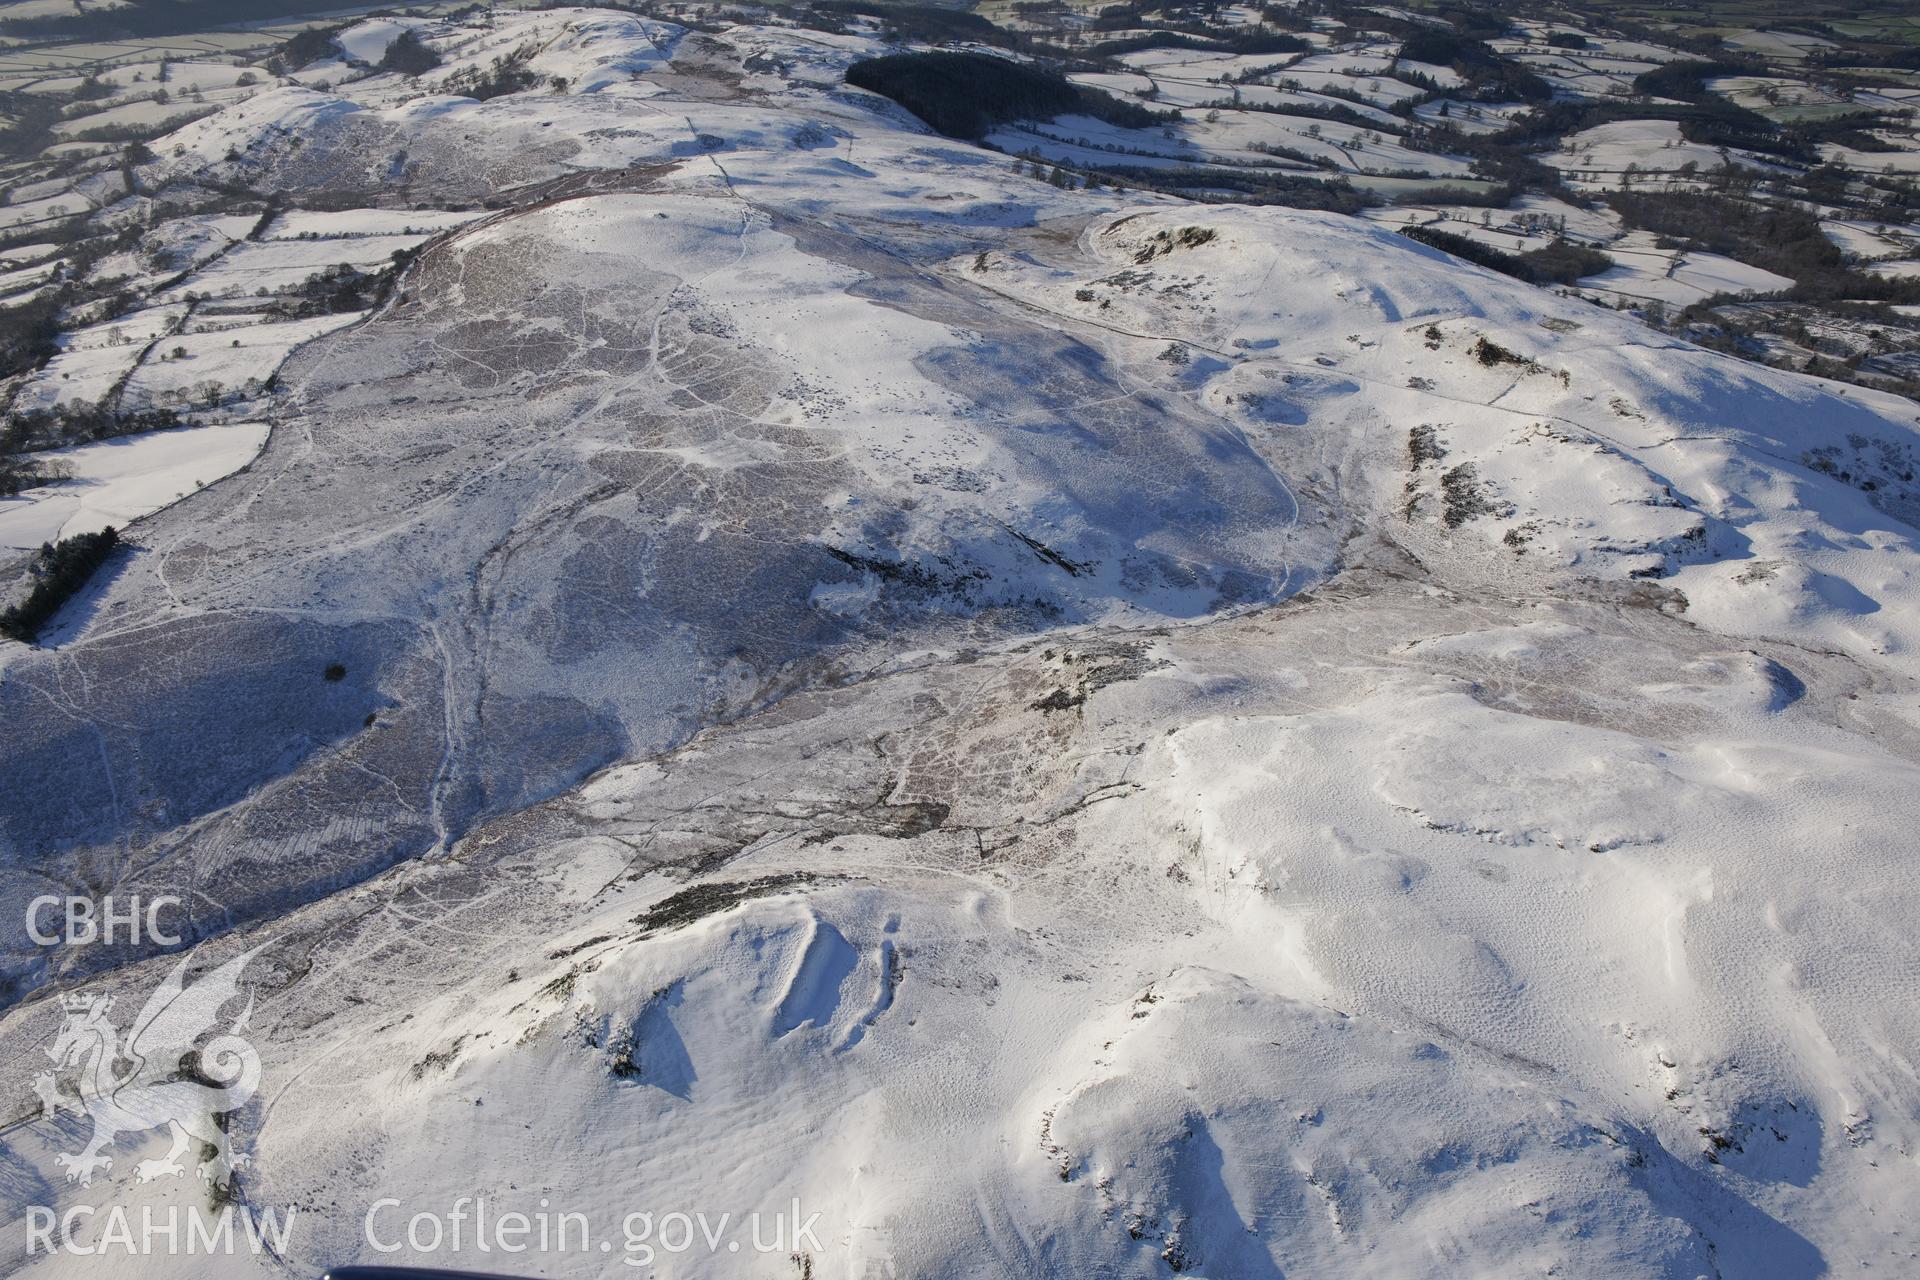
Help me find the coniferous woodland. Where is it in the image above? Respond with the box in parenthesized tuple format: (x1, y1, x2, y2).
(0, 527, 118, 643)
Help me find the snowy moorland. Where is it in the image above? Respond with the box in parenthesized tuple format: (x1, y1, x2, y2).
(0, 9, 1918, 1279)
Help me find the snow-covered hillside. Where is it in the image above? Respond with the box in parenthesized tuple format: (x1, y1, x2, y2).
(2, 11, 1918, 1279)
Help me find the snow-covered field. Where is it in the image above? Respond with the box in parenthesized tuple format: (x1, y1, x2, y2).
(1579, 229, 1797, 307)
(0, 421, 268, 550)
(1, 10, 1919, 1280)
(1549, 119, 1788, 187)
(154, 235, 427, 301)
(118, 311, 361, 405)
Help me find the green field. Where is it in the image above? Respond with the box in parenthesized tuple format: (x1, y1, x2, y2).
(1567, 0, 1920, 45)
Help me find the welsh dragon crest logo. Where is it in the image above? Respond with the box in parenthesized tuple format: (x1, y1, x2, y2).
(33, 947, 264, 1189)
